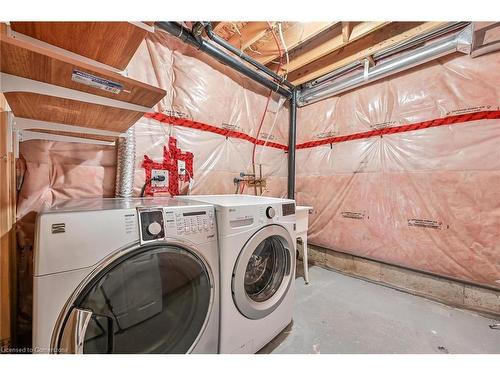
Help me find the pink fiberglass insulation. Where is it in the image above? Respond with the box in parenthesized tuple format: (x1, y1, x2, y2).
(127, 30, 290, 145)
(126, 30, 289, 198)
(132, 117, 288, 198)
(296, 41, 500, 288)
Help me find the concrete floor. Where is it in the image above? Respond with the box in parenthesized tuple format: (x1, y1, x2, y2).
(259, 265, 500, 354)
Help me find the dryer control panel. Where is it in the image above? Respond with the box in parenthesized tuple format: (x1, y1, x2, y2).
(166, 209, 215, 236)
(138, 206, 216, 244)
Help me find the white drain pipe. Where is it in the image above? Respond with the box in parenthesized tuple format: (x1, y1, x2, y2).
(298, 25, 473, 106)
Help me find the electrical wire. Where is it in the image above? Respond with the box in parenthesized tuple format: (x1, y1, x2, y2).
(180, 168, 194, 195)
(258, 96, 286, 165)
(277, 22, 290, 78)
(231, 22, 242, 36)
(140, 175, 166, 197)
(247, 45, 262, 55)
(267, 22, 284, 75)
(252, 94, 273, 166)
(252, 22, 284, 166)
(249, 21, 285, 195)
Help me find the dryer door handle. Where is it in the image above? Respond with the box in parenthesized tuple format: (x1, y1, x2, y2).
(59, 308, 93, 354)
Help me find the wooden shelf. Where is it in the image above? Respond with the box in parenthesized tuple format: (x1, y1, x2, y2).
(5, 92, 144, 132)
(0, 32, 166, 138)
(1, 33, 165, 107)
(10, 22, 151, 70)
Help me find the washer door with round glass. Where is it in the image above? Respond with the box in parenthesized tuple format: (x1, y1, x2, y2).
(56, 243, 213, 354)
(232, 224, 294, 320)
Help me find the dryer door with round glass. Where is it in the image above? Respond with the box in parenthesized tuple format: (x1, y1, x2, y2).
(55, 243, 213, 353)
(232, 224, 295, 320)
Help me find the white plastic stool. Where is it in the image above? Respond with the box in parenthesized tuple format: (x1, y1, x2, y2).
(296, 206, 313, 284)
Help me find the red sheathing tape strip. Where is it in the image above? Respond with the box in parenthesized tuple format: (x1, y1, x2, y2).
(296, 110, 500, 149)
(144, 110, 500, 151)
(144, 113, 288, 151)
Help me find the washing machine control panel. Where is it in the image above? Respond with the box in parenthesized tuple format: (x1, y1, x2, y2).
(265, 206, 276, 219)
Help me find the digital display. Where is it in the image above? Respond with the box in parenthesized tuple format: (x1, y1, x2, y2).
(282, 203, 295, 216)
(183, 211, 206, 217)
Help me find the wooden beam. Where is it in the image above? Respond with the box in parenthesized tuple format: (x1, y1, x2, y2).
(212, 22, 247, 40)
(0, 111, 16, 351)
(0, 94, 7, 112)
(246, 22, 338, 65)
(284, 22, 389, 74)
(227, 22, 273, 50)
(0, 23, 14, 352)
(289, 22, 449, 85)
(212, 22, 225, 33)
(342, 22, 352, 43)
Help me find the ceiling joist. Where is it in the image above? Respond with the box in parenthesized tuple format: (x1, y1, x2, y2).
(342, 22, 352, 43)
(212, 22, 247, 41)
(282, 21, 390, 75)
(288, 21, 450, 85)
(246, 22, 339, 66)
(227, 22, 274, 50)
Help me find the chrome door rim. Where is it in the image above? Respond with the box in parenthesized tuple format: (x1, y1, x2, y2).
(231, 224, 295, 320)
(50, 238, 215, 354)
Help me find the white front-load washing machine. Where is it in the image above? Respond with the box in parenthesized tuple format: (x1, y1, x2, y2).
(33, 197, 219, 354)
(179, 194, 296, 354)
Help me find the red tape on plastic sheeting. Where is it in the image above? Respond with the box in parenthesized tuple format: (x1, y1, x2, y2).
(296, 110, 500, 149)
(142, 136, 194, 197)
(144, 110, 500, 151)
(145, 112, 288, 151)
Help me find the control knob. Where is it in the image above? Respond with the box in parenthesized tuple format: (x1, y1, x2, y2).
(266, 206, 275, 219)
(147, 221, 162, 236)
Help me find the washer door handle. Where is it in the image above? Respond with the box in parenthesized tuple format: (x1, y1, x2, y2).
(58, 308, 93, 354)
(284, 246, 291, 276)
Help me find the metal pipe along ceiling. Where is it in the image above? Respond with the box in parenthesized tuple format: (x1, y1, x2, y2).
(155, 22, 293, 98)
(202, 22, 295, 90)
(298, 25, 473, 106)
(304, 22, 470, 89)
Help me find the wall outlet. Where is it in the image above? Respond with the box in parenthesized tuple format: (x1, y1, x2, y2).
(178, 160, 186, 176)
(151, 169, 168, 187)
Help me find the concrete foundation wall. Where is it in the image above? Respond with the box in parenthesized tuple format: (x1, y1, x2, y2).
(302, 244, 500, 317)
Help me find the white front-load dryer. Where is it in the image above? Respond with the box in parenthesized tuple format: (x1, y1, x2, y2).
(33, 197, 219, 354)
(179, 195, 296, 354)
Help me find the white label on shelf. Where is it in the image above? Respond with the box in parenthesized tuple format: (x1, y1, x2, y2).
(71, 70, 123, 94)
